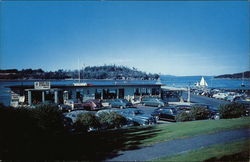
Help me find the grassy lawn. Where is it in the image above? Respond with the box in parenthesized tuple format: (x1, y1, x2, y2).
(127, 116, 250, 146)
(152, 138, 250, 162)
(2, 114, 249, 160)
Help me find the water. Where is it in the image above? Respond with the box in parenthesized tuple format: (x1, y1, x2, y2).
(161, 76, 250, 89)
(0, 76, 249, 106)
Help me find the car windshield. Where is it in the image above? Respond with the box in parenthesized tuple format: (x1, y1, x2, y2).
(171, 109, 177, 114)
(134, 110, 143, 115)
(121, 99, 129, 103)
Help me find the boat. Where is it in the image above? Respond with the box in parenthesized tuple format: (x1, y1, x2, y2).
(199, 77, 208, 87)
(241, 72, 245, 87)
(194, 82, 200, 87)
(73, 58, 87, 86)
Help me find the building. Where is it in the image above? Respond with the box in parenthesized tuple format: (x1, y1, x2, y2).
(8, 82, 163, 107)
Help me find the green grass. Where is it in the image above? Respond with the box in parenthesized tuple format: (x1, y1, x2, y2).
(126, 116, 250, 146)
(152, 138, 250, 162)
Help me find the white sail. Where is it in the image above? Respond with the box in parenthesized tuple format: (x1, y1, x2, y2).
(200, 77, 208, 87)
(194, 82, 200, 87)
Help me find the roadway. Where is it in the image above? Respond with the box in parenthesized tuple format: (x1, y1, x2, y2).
(182, 92, 229, 109)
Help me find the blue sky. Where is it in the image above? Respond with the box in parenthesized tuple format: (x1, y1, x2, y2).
(1, 1, 249, 76)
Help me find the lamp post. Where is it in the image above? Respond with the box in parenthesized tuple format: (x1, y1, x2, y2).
(187, 82, 191, 103)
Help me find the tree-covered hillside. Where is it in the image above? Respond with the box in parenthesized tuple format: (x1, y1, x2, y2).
(0, 65, 159, 80)
(215, 71, 250, 79)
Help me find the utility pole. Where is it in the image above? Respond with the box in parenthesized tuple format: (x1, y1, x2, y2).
(187, 82, 191, 103)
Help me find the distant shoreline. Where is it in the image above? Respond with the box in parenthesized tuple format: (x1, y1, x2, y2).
(0, 77, 249, 82)
(0, 78, 155, 82)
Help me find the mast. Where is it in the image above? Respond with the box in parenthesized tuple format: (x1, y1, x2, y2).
(241, 72, 245, 87)
(78, 58, 80, 83)
(242, 72, 244, 84)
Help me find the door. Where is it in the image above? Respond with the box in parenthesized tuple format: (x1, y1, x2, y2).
(118, 89, 124, 99)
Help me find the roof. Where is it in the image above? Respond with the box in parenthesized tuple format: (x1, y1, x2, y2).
(161, 86, 187, 91)
(7, 83, 163, 89)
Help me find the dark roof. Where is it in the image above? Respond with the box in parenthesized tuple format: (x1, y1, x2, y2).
(7, 84, 163, 89)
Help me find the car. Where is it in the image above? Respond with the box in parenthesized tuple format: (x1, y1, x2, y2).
(119, 108, 157, 125)
(141, 98, 165, 107)
(174, 105, 192, 112)
(82, 99, 102, 111)
(96, 108, 135, 127)
(109, 99, 133, 109)
(58, 104, 72, 112)
(209, 108, 220, 120)
(151, 107, 177, 121)
(192, 103, 212, 109)
(96, 108, 122, 116)
(64, 110, 90, 123)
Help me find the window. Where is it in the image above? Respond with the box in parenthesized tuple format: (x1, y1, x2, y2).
(103, 89, 117, 99)
(134, 88, 140, 96)
(95, 89, 102, 99)
(152, 88, 160, 95)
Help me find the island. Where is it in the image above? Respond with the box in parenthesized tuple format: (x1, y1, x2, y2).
(0, 65, 160, 80)
(215, 71, 250, 79)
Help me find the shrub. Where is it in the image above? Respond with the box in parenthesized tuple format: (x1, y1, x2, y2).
(75, 113, 100, 132)
(218, 103, 246, 119)
(175, 111, 193, 122)
(191, 106, 211, 120)
(31, 104, 65, 134)
(98, 112, 127, 129)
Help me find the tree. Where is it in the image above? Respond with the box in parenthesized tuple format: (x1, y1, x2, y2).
(75, 113, 100, 132)
(175, 111, 193, 122)
(218, 103, 246, 119)
(31, 104, 65, 134)
(97, 112, 127, 129)
(190, 106, 211, 120)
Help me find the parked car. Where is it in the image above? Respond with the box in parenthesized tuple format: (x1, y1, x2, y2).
(209, 108, 220, 120)
(82, 99, 102, 111)
(151, 107, 177, 121)
(119, 108, 157, 125)
(64, 110, 90, 123)
(109, 99, 133, 109)
(174, 105, 192, 112)
(58, 104, 72, 112)
(141, 98, 165, 107)
(96, 108, 122, 116)
(212, 93, 228, 100)
(192, 103, 213, 109)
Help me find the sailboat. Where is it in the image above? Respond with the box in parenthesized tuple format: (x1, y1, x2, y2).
(194, 82, 200, 87)
(73, 58, 87, 86)
(199, 76, 208, 87)
(241, 72, 245, 87)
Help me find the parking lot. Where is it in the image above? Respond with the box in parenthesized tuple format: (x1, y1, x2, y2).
(133, 105, 175, 124)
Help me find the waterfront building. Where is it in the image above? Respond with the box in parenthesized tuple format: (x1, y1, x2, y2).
(8, 82, 163, 107)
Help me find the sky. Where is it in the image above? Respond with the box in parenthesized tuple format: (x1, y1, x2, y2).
(1, 1, 249, 76)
